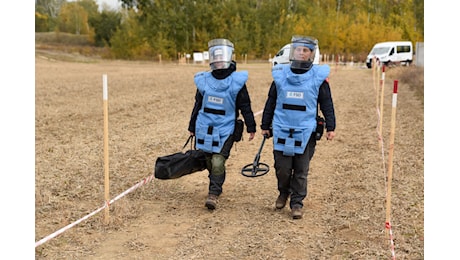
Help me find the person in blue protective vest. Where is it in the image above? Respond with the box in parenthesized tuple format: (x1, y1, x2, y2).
(188, 38, 257, 210)
(261, 35, 336, 219)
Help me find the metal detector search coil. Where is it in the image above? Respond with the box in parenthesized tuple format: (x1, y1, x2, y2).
(241, 135, 270, 177)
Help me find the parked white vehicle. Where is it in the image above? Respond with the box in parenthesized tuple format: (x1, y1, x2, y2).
(365, 41, 413, 68)
(270, 43, 320, 67)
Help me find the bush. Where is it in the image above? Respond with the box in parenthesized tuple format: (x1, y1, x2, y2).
(35, 32, 93, 46)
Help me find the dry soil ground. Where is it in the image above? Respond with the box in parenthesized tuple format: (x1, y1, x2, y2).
(35, 53, 423, 259)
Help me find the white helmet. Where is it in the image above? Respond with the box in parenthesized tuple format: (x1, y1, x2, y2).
(289, 35, 318, 71)
(208, 38, 234, 70)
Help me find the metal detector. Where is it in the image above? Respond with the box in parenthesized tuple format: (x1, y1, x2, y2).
(241, 135, 270, 177)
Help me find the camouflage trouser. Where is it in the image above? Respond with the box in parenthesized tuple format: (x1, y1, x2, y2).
(206, 136, 234, 196)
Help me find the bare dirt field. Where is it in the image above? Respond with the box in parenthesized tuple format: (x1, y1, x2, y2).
(35, 53, 424, 259)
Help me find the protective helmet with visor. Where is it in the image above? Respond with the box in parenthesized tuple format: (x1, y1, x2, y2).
(289, 35, 318, 71)
(208, 38, 234, 70)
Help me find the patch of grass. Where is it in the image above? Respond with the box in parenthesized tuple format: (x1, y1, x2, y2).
(35, 32, 113, 60)
(388, 66, 424, 104)
(35, 32, 93, 46)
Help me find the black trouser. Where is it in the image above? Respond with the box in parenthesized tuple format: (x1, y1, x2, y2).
(206, 135, 235, 196)
(273, 135, 317, 209)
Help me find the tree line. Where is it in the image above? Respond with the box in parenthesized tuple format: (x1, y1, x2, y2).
(35, 0, 424, 62)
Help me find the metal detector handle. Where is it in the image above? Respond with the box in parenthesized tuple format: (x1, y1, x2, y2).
(252, 135, 267, 166)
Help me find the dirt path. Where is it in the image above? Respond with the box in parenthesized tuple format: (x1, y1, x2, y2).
(35, 56, 423, 259)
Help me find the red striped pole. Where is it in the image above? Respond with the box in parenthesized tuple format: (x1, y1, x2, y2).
(385, 80, 398, 259)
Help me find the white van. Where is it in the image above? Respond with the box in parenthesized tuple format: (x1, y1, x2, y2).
(270, 43, 320, 67)
(365, 41, 413, 68)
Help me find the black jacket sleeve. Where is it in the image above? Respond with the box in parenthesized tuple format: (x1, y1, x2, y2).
(260, 81, 277, 131)
(236, 84, 256, 133)
(188, 89, 202, 133)
(318, 80, 336, 131)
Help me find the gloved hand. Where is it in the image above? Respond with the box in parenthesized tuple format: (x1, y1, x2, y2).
(261, 128, 272, 139)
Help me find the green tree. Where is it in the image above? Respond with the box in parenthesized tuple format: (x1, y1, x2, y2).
(413, 0, 424, 38)
(109, 11, 151, 59)
(58, 2, 89, 34)
(35, 0, 66, 31)
(36, 0, 65, 18)
(109, 0, 424, 61)
(35, 12, 49, 32)
(88, 10, 121, 47)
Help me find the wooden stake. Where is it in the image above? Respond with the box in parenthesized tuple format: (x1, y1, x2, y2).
(385, 80, 398, 238)
(103, 74, 110, 224)
(378, 65, 386, 140)
(373, 57, 379, 110)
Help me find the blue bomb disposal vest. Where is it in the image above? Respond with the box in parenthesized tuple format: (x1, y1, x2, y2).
(271, 64, 330, 156)
(194, 71, 248, 153)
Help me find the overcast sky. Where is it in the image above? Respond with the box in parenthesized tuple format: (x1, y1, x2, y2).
(67, 0, 121, 10)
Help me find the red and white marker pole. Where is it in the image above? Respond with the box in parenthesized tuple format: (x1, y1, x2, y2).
(385, 80, 398, 259)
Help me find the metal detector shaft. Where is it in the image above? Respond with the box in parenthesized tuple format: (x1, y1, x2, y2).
(252, 135, 266, 166)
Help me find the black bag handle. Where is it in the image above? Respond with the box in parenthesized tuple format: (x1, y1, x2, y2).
(182, 135, 196, 150)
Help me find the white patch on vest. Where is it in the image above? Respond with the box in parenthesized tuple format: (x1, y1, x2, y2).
(208, 96, 224, 104)
(286, 91, 304, 99)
